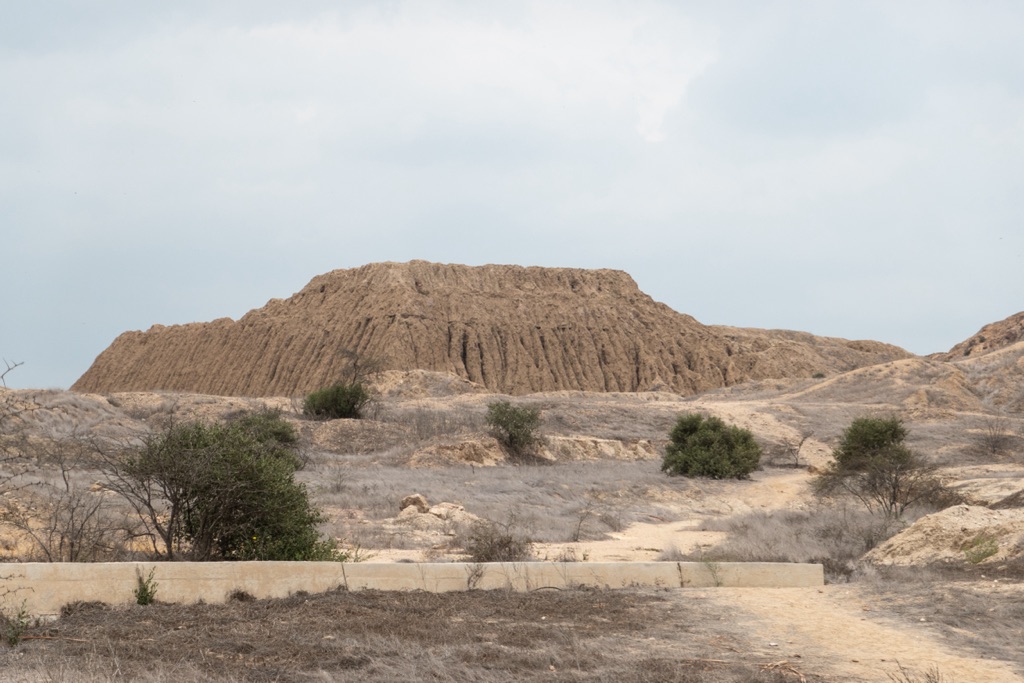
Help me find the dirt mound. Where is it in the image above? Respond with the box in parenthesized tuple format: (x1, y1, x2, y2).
(368, 369, 486, 399)
(711, 326, 913, 379)
(776, 358, 984, 415)
(72, 261, 910, 397)
(991, 489, 1024, 510)
(863, 505, 1024, 567)
(938, 311, 1024, 360)
(955, 342, 1024, 413)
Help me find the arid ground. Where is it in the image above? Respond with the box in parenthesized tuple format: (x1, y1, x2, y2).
(2, 352, 1024, 681)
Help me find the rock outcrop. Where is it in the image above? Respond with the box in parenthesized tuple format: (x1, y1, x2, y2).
(937, 311, 1024, 360)
(73, 261, 910, 397)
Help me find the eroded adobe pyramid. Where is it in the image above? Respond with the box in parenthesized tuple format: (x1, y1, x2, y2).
(73, 261, 910, 397)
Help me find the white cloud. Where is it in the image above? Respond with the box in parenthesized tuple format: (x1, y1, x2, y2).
(2, 1, 1023, 388)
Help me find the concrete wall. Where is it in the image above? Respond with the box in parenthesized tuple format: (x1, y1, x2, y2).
(0, 561, 824, 617)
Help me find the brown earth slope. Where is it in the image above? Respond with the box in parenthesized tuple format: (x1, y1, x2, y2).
(72, 261, 910, 397)
(937, 311, 1024, 360)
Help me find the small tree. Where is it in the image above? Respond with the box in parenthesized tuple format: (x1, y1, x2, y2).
(103, 412, 338, 561)
(303, 383, 371, 420)
(661, 414, 761, 479)
(814, 416, 951, 519)
(485, 401, 542, 456)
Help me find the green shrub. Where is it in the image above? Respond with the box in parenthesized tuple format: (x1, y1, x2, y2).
(303, 383, 371, 420)
(814, 416, 956, 519)
(105, 415, 341, 561)
(832, 416, 908, 471)
(229, 407, 299, 448)
(961, 533, 999, 564)
(485, 401, 542, 456)
(661, 413, 761, 479)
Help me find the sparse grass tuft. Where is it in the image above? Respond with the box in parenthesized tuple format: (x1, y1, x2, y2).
(960, 533, 999, 564)
(133, 567, 158, 606)
(887, 662, 947, 683)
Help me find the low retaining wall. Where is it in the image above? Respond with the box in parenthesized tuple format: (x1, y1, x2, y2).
(1, 561, 824, 617)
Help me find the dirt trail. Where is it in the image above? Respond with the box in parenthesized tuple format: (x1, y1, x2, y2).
(698, 586, 1023, 682)
(531, 468, 815, 562)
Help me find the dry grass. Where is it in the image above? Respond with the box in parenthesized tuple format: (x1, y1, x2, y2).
(857, 564, 1024, 670)
(0, 588, 831, 682)
(315, 459, 691, 548)
(4, 383, 1024, 679)
(694, 505, 904, 582)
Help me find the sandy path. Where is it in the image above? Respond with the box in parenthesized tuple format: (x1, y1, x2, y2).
(532, 468, 815, 562)
(697, 586, 1023, 682)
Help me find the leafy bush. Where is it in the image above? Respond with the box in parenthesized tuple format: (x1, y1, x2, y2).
(661, 413, 761, 479)
(104, 412, 340, 561)
(485, 401, 542, 456)
(229, 407, 299, 448)
(462, 519, 533, 562)
(814, 416, 957, 519)
(303, 383, 371, 420)
(832, 416, 908, 470)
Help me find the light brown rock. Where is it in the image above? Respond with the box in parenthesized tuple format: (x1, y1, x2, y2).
(936, 310, 1024, 360)
(399, 494, 429, 513)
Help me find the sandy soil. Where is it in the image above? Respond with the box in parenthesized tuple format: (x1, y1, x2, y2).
(703, 585, 1023, 682)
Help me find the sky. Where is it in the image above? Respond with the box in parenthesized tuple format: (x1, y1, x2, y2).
(2, 1, 1022, 390)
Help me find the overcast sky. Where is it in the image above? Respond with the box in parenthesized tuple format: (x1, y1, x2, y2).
(3, 1, 1022, 390)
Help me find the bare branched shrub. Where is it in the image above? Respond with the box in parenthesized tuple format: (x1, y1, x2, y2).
(382, 405, 485, 442)
(975, 414, 1015, 457)
(461, 516, 533, 563)
(763, 434, 810, 468)
(4, 432, 140, 562)
(0, 391, 39, 496)
(0, 360, 23, 388)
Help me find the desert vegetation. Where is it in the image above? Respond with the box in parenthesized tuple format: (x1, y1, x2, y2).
(100, 411, 338, 561)
(661, 413, 761, 479)
(0, 587, 841, 682)
(813, 417, 956, 519)
(302, 382, 372, 420)
(485, 399, 543, 457)
(2, 352, 1024, 680)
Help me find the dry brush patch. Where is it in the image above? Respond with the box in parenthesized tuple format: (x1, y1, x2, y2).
(2, 588, 833, 682)
(856, 565, 1024, 673)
